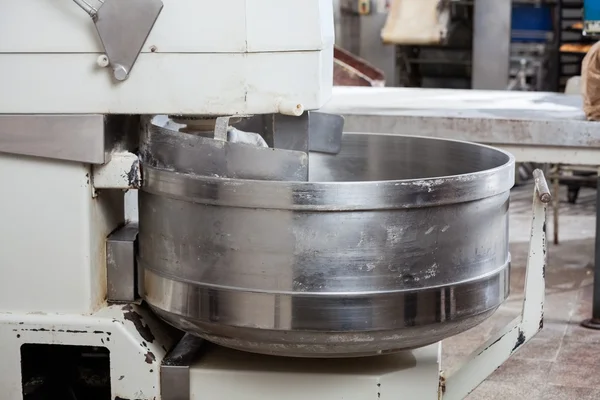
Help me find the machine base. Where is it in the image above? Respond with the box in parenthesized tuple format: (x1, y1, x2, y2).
(183, 342, 441, 400)
(0, 304, 175, 400)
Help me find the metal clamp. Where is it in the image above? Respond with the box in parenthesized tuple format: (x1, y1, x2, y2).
(73, 0, 163, 81)
(442, 169, 550, 400)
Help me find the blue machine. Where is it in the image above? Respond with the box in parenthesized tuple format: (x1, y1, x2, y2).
(511, 4, 553, 43)
(584, 0, 600, 35)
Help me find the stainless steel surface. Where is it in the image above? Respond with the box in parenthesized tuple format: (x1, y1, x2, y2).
(323, 87, 600, 164)
(138, 129, 514, 357)
(141, 117, 308, 182)
(107, 223, 138, 303)
(339, 114, 600, 148)
(324, 87, 586, 120)
(233, 112, 345, 155)
(270, 113, 310, 153)
(308, 112, 345, 154)
(0, 114, 121, 164)
(472, 0, 511, 89)
(87, 0, 163, 81)
(72, 0, 103, 15)
(161, 334, 204, 400)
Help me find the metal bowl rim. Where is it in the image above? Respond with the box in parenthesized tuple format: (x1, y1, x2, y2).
(141, 132, 515, 210)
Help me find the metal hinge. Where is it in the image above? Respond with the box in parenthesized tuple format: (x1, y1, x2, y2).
(72, 0, 163, 81)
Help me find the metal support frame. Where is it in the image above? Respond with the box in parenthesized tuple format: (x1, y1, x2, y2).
(0, 114, 140, 164)
(442, 169, 549, 399)
(93, 151, 142, 190)
(0, 304, 174, 399)
(581, 168, 600, 330)
(107, 223, 139, 303)
(73, 0, 164, 81)
(553, 172, 560, 245)
(161, 334, 205, 400)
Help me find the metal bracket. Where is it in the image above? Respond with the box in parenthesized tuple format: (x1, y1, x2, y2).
(442, 169, 550, 400)
(232, 112, 345, 155)
(73, 0, 163, 81)
(107, 223, 139, 303)
(93, 151, 141, 190)
(161, 334, 205, 400)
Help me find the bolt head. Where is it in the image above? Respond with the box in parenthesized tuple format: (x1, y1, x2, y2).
(96, 54, 109, 68)
(113, 65, 129, 81)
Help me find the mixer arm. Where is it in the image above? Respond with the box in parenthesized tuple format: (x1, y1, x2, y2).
(442, 169, 550, 400)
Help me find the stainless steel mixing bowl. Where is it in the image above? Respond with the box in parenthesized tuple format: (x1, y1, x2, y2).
(138, 123, 514, 357)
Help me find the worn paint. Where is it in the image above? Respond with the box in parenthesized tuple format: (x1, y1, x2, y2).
(145, 351, 156, 364)
(126, 159, 142, 189)
(123, 305, 155, 343)
(439, 375, 446, 394)
(511, 330, 526, 352)
(476, 332, 506, 357)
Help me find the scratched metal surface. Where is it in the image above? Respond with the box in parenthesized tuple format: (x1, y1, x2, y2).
(138, 131, 514, 357)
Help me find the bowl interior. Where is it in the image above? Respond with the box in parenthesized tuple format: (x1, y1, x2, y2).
(309, 133, 511, 183)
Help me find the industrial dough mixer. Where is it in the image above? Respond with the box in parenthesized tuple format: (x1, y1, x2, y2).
(138, 116, 514, 357)
(0, 0, 549, 399)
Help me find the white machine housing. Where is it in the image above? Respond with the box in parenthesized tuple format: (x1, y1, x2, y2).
(0, 0, 334, 114)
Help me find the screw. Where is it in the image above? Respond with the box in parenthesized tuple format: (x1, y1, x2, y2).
(96, 54, 109, 68)
(150, 45, 157, 52)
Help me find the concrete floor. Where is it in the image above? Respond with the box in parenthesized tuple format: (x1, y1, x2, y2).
(443, 184, 599, 399)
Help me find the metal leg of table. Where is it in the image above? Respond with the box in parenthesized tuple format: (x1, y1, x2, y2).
(553, 176, 560, 245)
(581, 175, 600, 329)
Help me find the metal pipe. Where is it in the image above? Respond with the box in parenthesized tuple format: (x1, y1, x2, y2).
(594, 176, 600, 320)
(553, 176, 559, 245)
(534, 169, 551, 203)
(581, 175, 600, 329)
